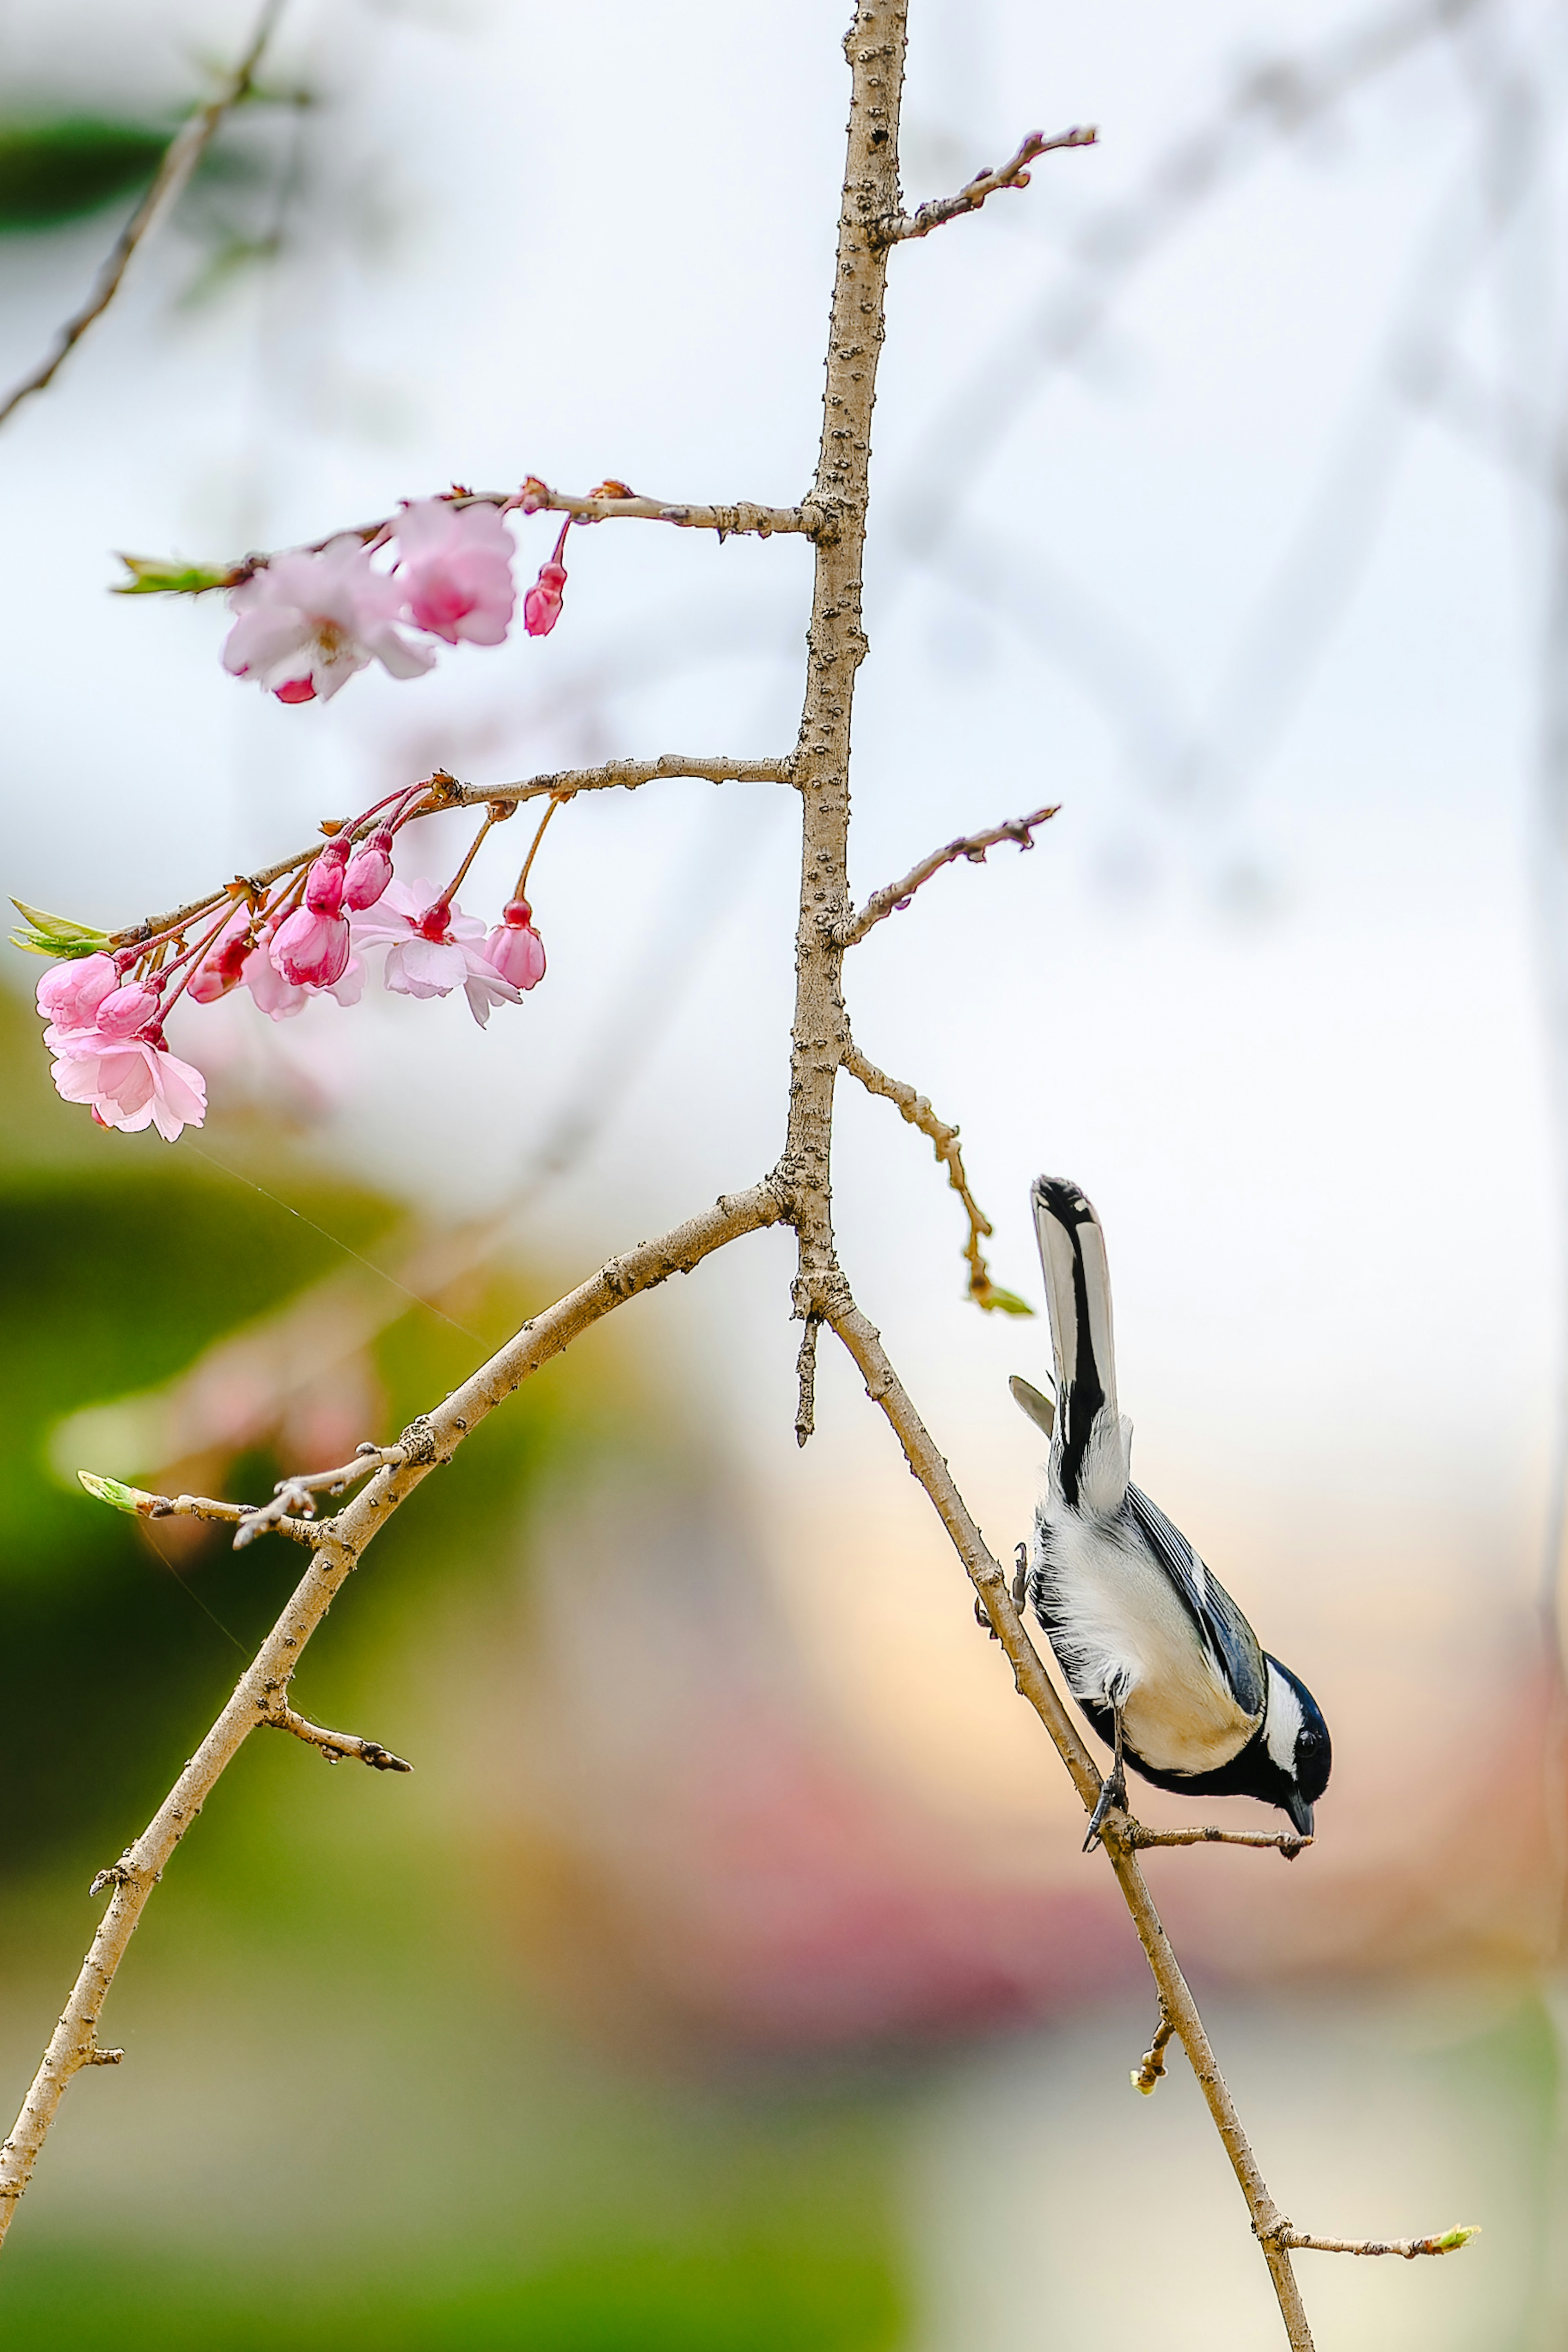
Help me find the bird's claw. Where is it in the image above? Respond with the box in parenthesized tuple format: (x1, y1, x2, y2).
(1083, 1765, 1129, 1853)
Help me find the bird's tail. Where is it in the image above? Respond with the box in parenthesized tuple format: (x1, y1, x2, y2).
(1030, 1176, 1129, 1513)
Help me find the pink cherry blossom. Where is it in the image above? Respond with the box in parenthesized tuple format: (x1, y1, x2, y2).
(342, 827, 395, 910)
(270, 904, 352, 989)
(37, 953, 118, 1036)
(223, 537, 435, 704)
(241, 938, 364, 1021)
(350, 878, 522, 1027)
(51, 1034, 207, 1140)
(484, 899, 546, 991)
(523, 521, 571, 637)
(396, 500, 516, 646)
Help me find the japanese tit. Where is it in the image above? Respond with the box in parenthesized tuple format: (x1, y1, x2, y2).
(1014, 1176, 1331, 1849)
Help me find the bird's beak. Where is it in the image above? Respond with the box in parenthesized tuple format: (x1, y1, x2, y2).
(1286, 1793, 1314, 1838)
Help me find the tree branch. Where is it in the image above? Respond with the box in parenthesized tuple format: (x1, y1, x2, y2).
(1278, 2227, 1479, 2259)
(842, 1041, 1025, 1312)
(1130, 1824, 1313, 1860)
(109, 756, 792, 949)
(262, 1704, 412, 1773)
(822, 1285, 1319, 2351)
(870, 123, 1098, 247)
(837, 802, 1058, 946)
(0, 0, 287, 430)
(0, 1180, 783, 2250)
(75, 1472, 315, 1546)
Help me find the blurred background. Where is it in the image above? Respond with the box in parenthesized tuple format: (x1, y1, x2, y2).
(0, 0, 1564, 2342)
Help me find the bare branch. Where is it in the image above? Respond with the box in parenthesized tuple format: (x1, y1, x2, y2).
(1278, 2227, 1479, 2259)
(838, 802, 1058, 947)
(871, 124, 1098, 248)
(823, 1287, 1316, 2351)
(842, 1042, 1025, 1313)
(794, 1315, 820, 1448)
(263, 1703, 412, 1773)
(1131, 1823, 1313, 1860)
(0, 0, 287, 429)
(232, 1441, 408, 1548)
(109, 756, 792, 948)
(459, 752, 795, 809)
(0, 1181, 782, 2248)
(76, 1471, 314, 1546)
(190, 487, 819, 588)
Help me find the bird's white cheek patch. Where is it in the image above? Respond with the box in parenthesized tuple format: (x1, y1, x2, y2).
(1264, 1663, 1305, 1775)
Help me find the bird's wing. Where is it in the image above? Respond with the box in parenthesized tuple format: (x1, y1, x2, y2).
(1124, 1483, 1267, 1723)
(1031, 1176, 1127, 1512)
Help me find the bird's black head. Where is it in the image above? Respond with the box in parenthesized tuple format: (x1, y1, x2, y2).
(1254, 1655, 1332, 1836)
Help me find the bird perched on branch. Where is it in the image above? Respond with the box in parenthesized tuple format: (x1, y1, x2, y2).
(1012, 1176, 1330, 1852)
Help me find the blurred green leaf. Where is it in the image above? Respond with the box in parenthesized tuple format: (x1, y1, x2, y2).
(9, 898, 111, 958)
(977, 1283, 1034, 1317)
(114, 552, 236, 597)
(0, 117, 167, 232)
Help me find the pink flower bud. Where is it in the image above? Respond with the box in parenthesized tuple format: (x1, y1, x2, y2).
(342, 828, 395, 911)
(36, 952, 118, 1032)
(523, 521, 571, 638)
(271, 904, 352, 988)
(274, 677, 317, 704)
(523, 564, 567, 638)
(484, 900, 546, 990)
(304, 842, 348, 914)
(188, 928, 253, 1004)
(94, 981, 162, 1038)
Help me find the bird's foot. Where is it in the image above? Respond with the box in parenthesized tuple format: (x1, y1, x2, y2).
(1083, 1763, 1129, 1854)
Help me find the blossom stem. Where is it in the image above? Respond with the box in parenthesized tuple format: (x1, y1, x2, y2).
(155, 896, 258, 1021)
(438, 813, 497, 909)
(513, 794, 564, 901)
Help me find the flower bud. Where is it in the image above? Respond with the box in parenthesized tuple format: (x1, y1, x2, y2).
(36, 952, 118, 1033)
(271, 904, 352, 988)
(274, 677, 317, 704)
(304, 842, 348, 914)
(484, 900, 546, 991)
(342, 827, 395, 911)
(94, 981, 162, 1038)
(523, 564, 567, 638)
(188, 929, 252, 1004)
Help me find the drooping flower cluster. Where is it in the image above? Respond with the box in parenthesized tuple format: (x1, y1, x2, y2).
(25, 780, 550, 1142)
(222, 495, 574, 706)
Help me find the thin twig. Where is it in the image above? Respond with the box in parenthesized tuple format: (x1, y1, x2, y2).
(1278, 2227, 1479, 2258)
(0, 0, 287, 428)
(1131, 1823, 1314, 1860)
(232, 1441, 408, 1548)
(871, 124, 1098, 247)
(110, 757, 791, 948)
(200, 488, 820, 586)
(842, 1042, 1022, 1312)
(75, 1472, 314, 1546)
(262, 1703, 412, 1773)
(837, 803, 1058, 946)
(794, 1314, 820, 1448)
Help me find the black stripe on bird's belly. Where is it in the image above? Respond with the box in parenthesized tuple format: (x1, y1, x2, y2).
(1078, 1695, 1294, 1815)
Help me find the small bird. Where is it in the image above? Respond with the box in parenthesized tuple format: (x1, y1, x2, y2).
(1014, 1176, 1331, 1851)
